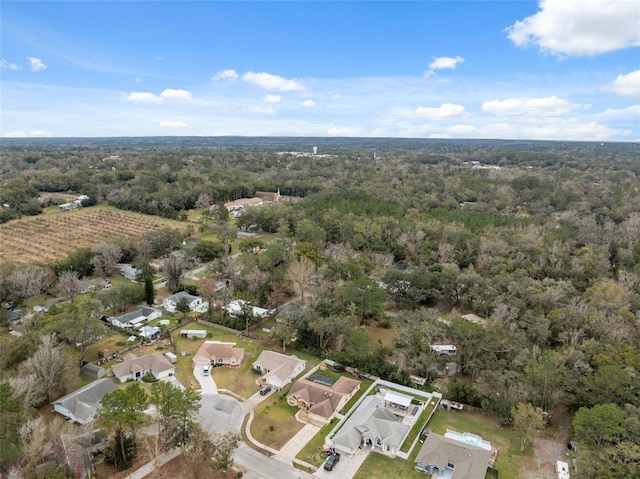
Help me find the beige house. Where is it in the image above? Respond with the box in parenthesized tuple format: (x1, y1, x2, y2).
(253, 350, 306, 389)
(193, 340, 245, 368)
(415, 431, 492, 479)
(111, 352, 175, 383)
(287, 376, 360, 425)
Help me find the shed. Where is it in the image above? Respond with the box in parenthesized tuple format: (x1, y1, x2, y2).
(180, 329, 207, 339)
(164, 352, 177, 364)
(80, 363, 106, 379)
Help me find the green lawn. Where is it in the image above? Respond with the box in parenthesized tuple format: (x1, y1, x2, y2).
(354, 408, 531, 479)
(400, 400, 437, 454)
(427, 409, 531, 479)
(295, 421, 337, 467)
(250, 386, 305, 449)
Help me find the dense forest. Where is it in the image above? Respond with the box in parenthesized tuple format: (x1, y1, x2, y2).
(1, 137, 639, 478)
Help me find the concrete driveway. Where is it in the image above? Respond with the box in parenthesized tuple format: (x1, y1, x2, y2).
(313, 448, 370, 479)
(194, 366, 243, 436)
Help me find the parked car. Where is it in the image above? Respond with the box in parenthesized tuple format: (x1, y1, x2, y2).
(202, 366, 210, 376)
(324, 452, 340, 471)
(259, 385, 272, 396)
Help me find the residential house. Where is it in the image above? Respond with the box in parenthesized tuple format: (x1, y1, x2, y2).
(331, 395, 410, 456)
(255, 190, 282, 202)
(415, 430, 492, 479)
(225, 299, 272, 319)
(163, 292, 203, 313)
(252, 350, 306, 389)
(430, 344, 458, 356)
(138, 325, 161, 340)
(193, 340, 245, 368)
(110, 306, 161, 328)
(287, 376, 360, 425)
(111, 352, 175, 383)
(224, 197, 263, 212)
(51, 378, 118, 425)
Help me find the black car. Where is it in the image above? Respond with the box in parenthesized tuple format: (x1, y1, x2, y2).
(324, 452, 340, 471)
(259, 385, 272, 396)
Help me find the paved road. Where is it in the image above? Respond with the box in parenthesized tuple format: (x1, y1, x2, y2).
(193, 365, 243, 436)
(234, 444, 316, 479)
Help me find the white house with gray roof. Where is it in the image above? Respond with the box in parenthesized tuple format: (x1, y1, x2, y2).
(111, 306, 161, 328)
(163, 292, 203, 313)
(52, 378, 118, 425)
(252, 350, 306, 389)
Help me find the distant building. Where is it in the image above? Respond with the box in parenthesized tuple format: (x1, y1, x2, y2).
(111, 352, 175, 382)
(163, 292, 202, 312)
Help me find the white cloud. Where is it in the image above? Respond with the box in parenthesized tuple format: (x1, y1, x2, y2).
(506, 0, 640, 57)
(396, 103, 467, 120)
(1, 59, 21, 70)
(249, 105, 277, 115)
(604, 70, 640, 97)
(482, 96, 581, 116)
(301, 100, 315, 107)
(426, 56, 464, 76)
(262, 94, 282, 103)
(160, 89, 192, 100)
(211, 69, 239, 81)
(135, 78, 143, 83)
(123, 92, 164, 104)
(3, 130, 55, 138)
(26, 57, 46, 72)
(242, 72, 305, 91)
(159, 121, 188, 128)
(598, 105, 640, 119)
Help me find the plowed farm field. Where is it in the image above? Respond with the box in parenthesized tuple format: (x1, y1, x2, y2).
(0, 207, 187, 265)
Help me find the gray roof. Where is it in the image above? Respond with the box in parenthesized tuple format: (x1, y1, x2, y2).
(52, 378, 118, 423)
(165, 292, 201, 303)
(333, 395, 409, 451)
(113, 306, 160, 326)
(415, 433, 492, 479)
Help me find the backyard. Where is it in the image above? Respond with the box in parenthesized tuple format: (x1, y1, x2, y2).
(250, 385, 306, 449)
(353, 408, 530, 479)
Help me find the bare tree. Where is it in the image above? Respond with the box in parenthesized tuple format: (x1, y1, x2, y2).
(10, 265, 54, 302)
(57, 270, 81, 300)
(285, 256, 316, 301)
(163, 251, 187, 293)
(91, 242, 122, 277)
(245, 267, 267, 301)
(211, 432, 240, 476)
(21, 334, 66, 404)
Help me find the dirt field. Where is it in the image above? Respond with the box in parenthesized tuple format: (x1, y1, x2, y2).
(521, 409, 572, 479)
(0, 207, 186, 265)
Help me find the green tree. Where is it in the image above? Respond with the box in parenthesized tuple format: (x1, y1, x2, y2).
(512, 402, 545, 452)
(144, 275, 155, 306)
(573, 404, 625, 452)
(192, 240, 225, 262)
(0, 383, 24, 472)
(98, 383, 149, 469)
(176, 296, 192, 317)
(149, 381, 200, 450)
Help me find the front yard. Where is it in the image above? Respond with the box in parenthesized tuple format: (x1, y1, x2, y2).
(250, 386, 305, 449)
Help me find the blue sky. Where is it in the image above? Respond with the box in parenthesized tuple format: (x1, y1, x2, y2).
(1, 1, 638, 140)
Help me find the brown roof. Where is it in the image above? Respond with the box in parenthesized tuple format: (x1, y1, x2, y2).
(112, 352, 174, 379)
(415, 433, 491, 479)
(194, 341, 244, 363)
(255, 191, 282, 202)
(253, 350, 305, 382)
(288, 377, 360, 419)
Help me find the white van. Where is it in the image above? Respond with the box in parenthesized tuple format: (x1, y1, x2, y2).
(202, 365, 210, 376)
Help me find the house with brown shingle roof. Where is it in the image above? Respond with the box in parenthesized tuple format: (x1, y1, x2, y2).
(193, 340, 245, 368)
(111, 352, 175, 383)
(253, 350, 306, 389)
(287, 376, 360, 425)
